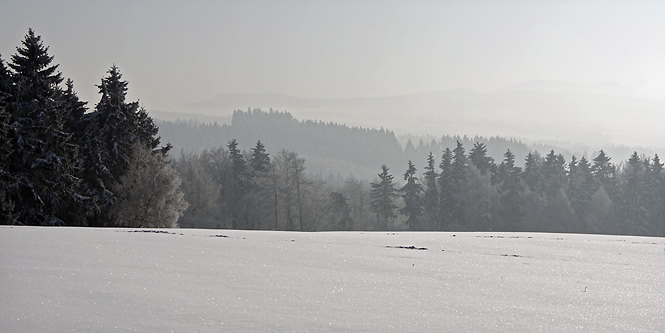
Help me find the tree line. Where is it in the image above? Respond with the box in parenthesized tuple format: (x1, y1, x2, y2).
(2, 29, 663, 236)
(175, 139, 664, 236)
(0, 29, 187, 227)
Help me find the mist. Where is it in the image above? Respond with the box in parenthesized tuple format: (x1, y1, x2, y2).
(2, 0, 664, 149)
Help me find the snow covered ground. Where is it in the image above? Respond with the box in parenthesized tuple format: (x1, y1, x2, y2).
(1, 226, 664, 332)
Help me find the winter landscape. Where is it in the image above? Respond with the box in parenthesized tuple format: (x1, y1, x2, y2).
(2, 226, 664, 332)
(2, 1, 665, 331)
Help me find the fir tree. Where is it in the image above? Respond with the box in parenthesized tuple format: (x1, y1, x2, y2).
(592, 150, 616, 198)
(542, 150, 567, 199)
(647, 155, 665, 235)
(566, 155, 593, 225)
(83, 65, 163, 226)
(249, 140, 271, 173)
(6, 29, 82, 225)
(469, 142, 494, 175)
(438, 148, 455, 230)
(497, 150, 523, 231)
(618, 152, 650, 234)
(422, 152, 439, 228)
(521, 152, 542, 192)
(399, 160, 423, 230)
(226, 139, 250, 229)
(370, 165, 398, 229)
(448, 141, 468, 227)
(0, 55, 15, 223)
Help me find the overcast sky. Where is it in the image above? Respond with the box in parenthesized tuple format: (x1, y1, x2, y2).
(1, 0, 664, 147)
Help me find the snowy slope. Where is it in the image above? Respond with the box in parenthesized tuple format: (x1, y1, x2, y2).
(1, 227, 664, 332)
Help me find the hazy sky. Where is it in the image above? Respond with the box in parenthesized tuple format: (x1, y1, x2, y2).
(1, 1, 664, 139)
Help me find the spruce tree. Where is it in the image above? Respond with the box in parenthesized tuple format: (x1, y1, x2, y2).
(592, 150, 616, 198)
(522, 152, 542, 192)
(370, 165, 398, 229)
(83, 65, 163, 226)
(227, 139, 250, 229)
(469, 142, 494, 175)
(0, 55, 15, 223)
(399, 160, 423, 230)
(6, 29, 82, 225)
(249, 140, 271, 173)
(497, 150, 523, 231)
(422, 152, 439, 228)
(541, 150, 566, 199)
(647, 155, 665, 235)
(566, 155, 593, 226)
(438, 148, 455, 230)
(618, 152, 650, 234)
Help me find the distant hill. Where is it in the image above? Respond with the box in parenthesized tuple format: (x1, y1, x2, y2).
(182, 88, 665, 150)
(154, 109, 657, 181)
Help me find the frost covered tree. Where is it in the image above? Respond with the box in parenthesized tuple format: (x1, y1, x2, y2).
(0, 55, 16, 223)
(112, 144, 188, 228)
(81, 65, 165, 226)
(329, 191, 352, 230)
(399, 160, 423, 230)
(273, 149, 307, 230)
(174, 150, 221, 229)
(370, 165, 398, 229)
(5, 29, 82, 225)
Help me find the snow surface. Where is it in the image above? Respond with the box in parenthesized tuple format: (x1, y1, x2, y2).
(1, 226, 664, 332)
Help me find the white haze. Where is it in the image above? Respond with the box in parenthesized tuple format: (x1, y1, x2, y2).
(1, 1, 664, 148)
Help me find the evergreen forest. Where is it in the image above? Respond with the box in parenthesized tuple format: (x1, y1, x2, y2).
(1, 29, 664, 237)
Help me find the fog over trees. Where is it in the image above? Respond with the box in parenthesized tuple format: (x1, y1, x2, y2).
(1, 29, 664, 237)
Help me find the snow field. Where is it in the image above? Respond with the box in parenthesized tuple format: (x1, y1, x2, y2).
(1, 226, 664, 332)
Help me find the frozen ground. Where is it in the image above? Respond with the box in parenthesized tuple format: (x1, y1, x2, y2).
(1, 226, 664, 332)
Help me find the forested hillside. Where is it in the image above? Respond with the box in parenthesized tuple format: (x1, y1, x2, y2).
(2, 29, 663, 237)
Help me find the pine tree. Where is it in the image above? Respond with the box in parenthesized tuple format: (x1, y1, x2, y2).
(249, 140, 270, 173)
(370, 165, 398, 229)
(448, 141, 468, 227)
(83, 65, 164, 226)
(0, 55, 15, 223)
(469, 142, 494, 175)
(438, 148, 455, 230)
(647, 155, 665, 235)
(521, 152, 542, 192)
(6, 29, 82, 225)
(566, 155, 593, 226)
(399, 160, 423, 230)
(542, 150, 566, 199)
(592, 150, 616, 198)
(618, 152, 650, 234)
(497, 150, 523, 231)
(226, 139, 250, 229)
(422, 152, 439, 229)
